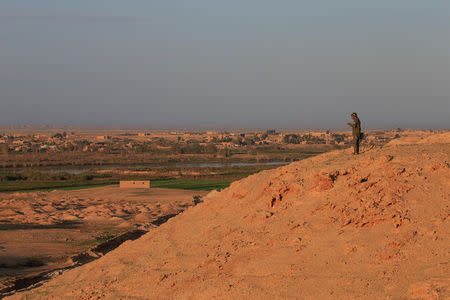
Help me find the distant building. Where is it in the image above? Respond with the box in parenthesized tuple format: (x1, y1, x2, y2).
(97, 135, 111, 141)
(120, 181, 151, 189)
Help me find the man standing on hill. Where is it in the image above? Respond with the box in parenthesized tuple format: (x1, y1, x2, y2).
(347, 112, 361, 155)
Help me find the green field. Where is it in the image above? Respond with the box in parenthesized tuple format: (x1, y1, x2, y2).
(0, 178, 235, 193)
(0, 179, 118, 193)
(0, 148, 329, 193)
(150, 178, 234, 191)
(0, 165, 266, 193)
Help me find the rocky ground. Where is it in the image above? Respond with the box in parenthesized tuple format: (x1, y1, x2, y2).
(0, 187, 208, 293)
(5, 132, 450, 299)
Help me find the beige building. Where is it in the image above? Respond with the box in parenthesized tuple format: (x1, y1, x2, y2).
(119, 181, 151, 189)
(97, 135, 111, 141)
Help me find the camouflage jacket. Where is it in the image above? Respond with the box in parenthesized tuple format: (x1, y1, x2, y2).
(351, 117, 361, 137)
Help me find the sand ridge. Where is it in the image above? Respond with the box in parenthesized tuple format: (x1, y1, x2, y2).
(8, 136, 450, 299)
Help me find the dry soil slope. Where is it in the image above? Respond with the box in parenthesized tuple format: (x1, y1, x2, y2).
(10, 134, 450, 299)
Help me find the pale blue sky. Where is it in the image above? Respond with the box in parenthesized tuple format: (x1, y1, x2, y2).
(1, 1, 449, 129)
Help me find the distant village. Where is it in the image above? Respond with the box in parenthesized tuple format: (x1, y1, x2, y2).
(0, 129, 399, 154)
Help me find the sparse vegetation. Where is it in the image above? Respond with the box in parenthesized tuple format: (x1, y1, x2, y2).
(151, 179, 233, 191)
(0, 128, 400, 193)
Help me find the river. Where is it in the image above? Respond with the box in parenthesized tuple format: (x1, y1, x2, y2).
(10, 161, 289, 174)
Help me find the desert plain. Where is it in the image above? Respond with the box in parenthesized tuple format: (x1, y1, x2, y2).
(0, 187, 207, 294)
(0, 131, 449, 299)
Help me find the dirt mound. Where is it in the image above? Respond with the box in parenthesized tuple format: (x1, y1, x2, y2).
(0, 187, 207, 292)
(387, 131, 450, 146)
(8, 142, 450, 299)
(0, 187, 204, 228)
(417, 132, 450, 144)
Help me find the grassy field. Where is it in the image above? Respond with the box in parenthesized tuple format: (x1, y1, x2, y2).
(0, 178, 235, 193)
(0, 147, 332, 193)
(0, 179, 119, 193)
(150, 178, 234, 191)
(0, 165, 271, 193)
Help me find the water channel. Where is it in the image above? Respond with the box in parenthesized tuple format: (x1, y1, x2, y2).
(10, 161, 289, 174)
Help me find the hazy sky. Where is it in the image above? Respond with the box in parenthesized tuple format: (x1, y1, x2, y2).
(1, 1, 449, 129)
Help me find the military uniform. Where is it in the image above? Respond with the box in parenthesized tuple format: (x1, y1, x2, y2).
(351, 115, 361, 154)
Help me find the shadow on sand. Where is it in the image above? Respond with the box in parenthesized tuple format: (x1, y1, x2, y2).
(0, 220, 83, 231)
(0, 211, 181, 297)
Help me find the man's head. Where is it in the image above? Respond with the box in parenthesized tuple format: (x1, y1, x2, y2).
(351, 112, 358, 119)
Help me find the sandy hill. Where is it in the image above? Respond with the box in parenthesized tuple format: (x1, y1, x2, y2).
(9, 134, 450, 299)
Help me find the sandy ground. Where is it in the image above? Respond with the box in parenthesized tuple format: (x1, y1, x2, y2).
(6, 132, 450, 299)
(0, 187, 208, 292)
